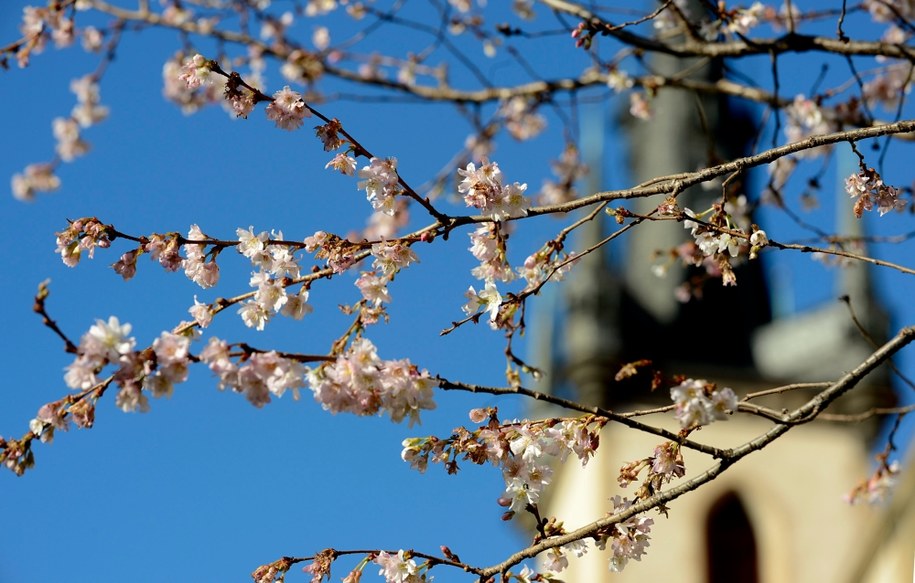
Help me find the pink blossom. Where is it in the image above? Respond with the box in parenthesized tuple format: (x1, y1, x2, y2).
(82, 316, 135, 362)
(629, 92, 652, 120)
(281, 287, 313, 320)
(371, 241, 418, 276)
(189, 296, 213, 328)
(846, 460, 900, 504)
(81, 26, 103, 52)
(266, 86, 310, 130)
(144, 234, 183, 272)
(183, 224, 219, 288)
(358, 157, 401, 215)
(499, 96, 546, 141)
(469, 224, 514, 283)
(178, 54, 214, 89)
(457, 161, 529, 220)
(356, 271, 392, 306)
(462, 282, 503, 328)
(596, 496, 654, 572)
(785, 95, 832, 154)
(651, 442, 685, 481)
(239, 300, 271, 330)
(375, 550, 421, 583)
(53, 117, 90, 161)
(306, 338, 436, 425)
(12, 163, 60, 201)
(315, 119, 345, 151)
(115, 383, 150, 413)
(112, 249, 139, 280)
(670, 378, 737, 428)
(325, 153, 357, 175)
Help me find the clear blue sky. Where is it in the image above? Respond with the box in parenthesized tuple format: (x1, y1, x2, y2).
(1, 2, 913, 582)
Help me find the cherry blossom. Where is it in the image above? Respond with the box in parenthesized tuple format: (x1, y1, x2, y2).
(12, 163, 60, 201)
(845, 460, 901, 505)
(468, 224, 514, 283)
(375, 550, 424, 583)
(845, 167, 907, 218)
(598, 496, 654, 572)
(178, 54, 215, 90)
(670, 378, 738, 429)
(326, 153, 357, 175)
(305, 338, 436, 426)
(358, 157, 401, 215)
(265, 86, 310, 130)
(457, 161, 529, 220)
(183, 224, 220, 288)
(463, 282, 503, 328)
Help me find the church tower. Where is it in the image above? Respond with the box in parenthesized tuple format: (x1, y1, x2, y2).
(531, 40, 907, 583)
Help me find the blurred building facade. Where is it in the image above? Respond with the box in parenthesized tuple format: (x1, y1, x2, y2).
(531, 48, 913, 583)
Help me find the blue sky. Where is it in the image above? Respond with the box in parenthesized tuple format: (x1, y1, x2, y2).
(1, 2, 913, 582)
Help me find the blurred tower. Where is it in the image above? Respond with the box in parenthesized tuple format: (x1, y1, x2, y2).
(530, 31, 905, 583)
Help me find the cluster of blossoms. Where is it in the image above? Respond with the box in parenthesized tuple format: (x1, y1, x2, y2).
(358, 157, 402, 215)
(606, 68, 634, 94)
(113, 230, 186, 279)
(199, 338, 306, 407)
(845, 458, 901, 505)
(618, 441, 686, 499)
(164, 53, 225, 114)
(28, 400, 72, 445)
(12, 75, 107, 200)
(670, 378, 738, 429)
(596, 496, 655, 572)
(55, 217, 111, 267)
(306, 338, 436, 426)
(689, 1, 766, 38)
(864, 0, 915, 23)
(462, 281, 505, 329)
(16, 4, 76, 67)
(63, 316, 194, 413)
(304, 230, 361, 273)
(468, 224, 513, 283)
(458, 161, 530, 221)
(784, 95, 833, 153)
(374, 550, 430, 583)
(498, 96, 546, 141)
(400, 412, 616, 573)
(402, 410, 602, 516)
(265, 86, 311, 130)
(456, 162, 534, 330)
(724, 2, 766, 35)
(236, 226, 311, 330)
(354, 240, 419, 321)
(673, 201, 767, 289)
(172, 54, 313, 126)
(539, 144, 588, 206)
(12, 163, 61, 201)
(844, 167, 907, 218)
(1, 436, 34, 476)
(281, 48, 326, 86)
(183, 224, 221, 288)
(516, 241, 577, 293)
(52, 78, 106, 162)
(628, 92, 652, 121)
(862, 60, 912, 110)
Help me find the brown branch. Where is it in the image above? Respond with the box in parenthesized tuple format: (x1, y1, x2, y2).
(435, 377, 728, 458)
(32, 281, 78, 354)
(539, 0, 915, 60)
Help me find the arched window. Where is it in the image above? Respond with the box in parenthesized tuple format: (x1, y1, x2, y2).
(706, 492, 759, 583)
